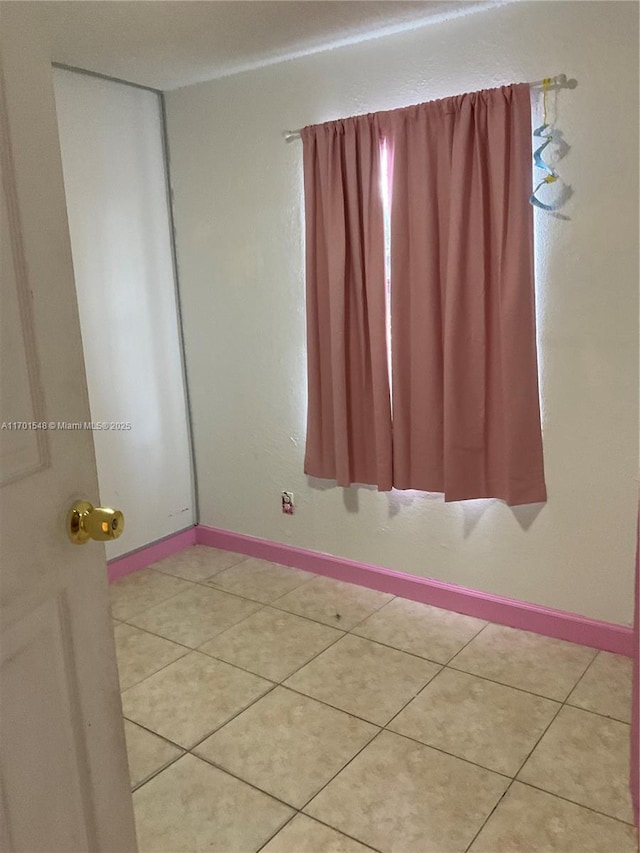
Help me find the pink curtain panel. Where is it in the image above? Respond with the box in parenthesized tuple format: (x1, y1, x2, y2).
(302, 115, 393, 491)
(302, 84, 546, 506)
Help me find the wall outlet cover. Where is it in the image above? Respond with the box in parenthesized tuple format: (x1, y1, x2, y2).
(282, 491, 294, 515)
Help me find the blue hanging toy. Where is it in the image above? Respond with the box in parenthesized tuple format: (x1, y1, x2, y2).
(530, 78, 561, 211)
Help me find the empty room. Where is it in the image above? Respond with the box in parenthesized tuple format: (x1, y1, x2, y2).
(1, 1, 639, 852)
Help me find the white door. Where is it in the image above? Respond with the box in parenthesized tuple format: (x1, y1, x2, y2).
(0, 11, 137, 853)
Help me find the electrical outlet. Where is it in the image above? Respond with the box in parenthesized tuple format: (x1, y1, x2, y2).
(281, 491, 294, 515)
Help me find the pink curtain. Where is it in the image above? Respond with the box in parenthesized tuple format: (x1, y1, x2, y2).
(384, 84, 546, 504)
(302, 84, 546, 505)
(301, 115, 393, 490)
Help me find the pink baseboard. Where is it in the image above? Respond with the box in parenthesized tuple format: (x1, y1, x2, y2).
(107, 526, 197, 583)
(106, 522, 633, 657)
(196, 524, 634, 658)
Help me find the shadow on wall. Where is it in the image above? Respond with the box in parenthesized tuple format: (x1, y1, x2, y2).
(457, 498, 544, 536)
(307, 476, 376, 514)
(307, 476, 545, 535)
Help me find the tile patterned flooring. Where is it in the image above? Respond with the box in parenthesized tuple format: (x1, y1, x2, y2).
(110, 545, 638, 853)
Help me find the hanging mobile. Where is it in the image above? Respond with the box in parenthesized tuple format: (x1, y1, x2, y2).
(530, 78, 563, 211)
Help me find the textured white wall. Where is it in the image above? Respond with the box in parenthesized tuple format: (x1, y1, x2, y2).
(166, 0, 639, 625)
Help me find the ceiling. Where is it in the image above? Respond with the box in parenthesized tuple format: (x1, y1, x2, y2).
(23, 1, 505, 91)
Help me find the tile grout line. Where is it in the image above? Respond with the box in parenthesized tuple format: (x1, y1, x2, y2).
(180, 623, 377, 758)
(214, 564, 320, 599)
(118, 630, 277, 692)
(381, 669, 565, 777)
(343, 631, 460, 666)
(154, 557, 318, 598)
(438, 618, 491, 661)
(335, 592, 399, 632)
(120, 602, 268, 652)
(192, 747, 385, 853)
(515, 779, 639, 828)
(129, 681, 281, 793)
(463, 779, 515, 853)
(346, 632, 464, 665)
(234, 679, 520, 783)
(464, 646, 595, 850)
(296, 727, 386, 822)
(204, 577, 320, 607)
(123, 716, 186, 752)
(380, 621, 494, 732)
(382, 665, 447, 732)
(111, 581, 197, 623)
(378, 726, 512, 781)
(196, 624, 347, 681)
(182, 585, 355, 685)
(443, 623, 601, 703)
(529, 701, 635, 825)
(111, 557, 253, 622)
(266, 591, 396, 633)
(136, 743, 378, 852)
(443, 662, 578, 704)
(462, 697, 567, 852)
(184, 680, 284, 753)
(295, 814, 382, 853)
(259, 568, 397, 631)
(255, 810, 382, 853)
(253, 813, 299, 853)
(130, 751, 185, 794)
(274, 683, 385, 729)
(255, 624, 349, 681)
(151, 551, 251, 582)
(114, 634, 192, 693)
(194, 745, 385, 852)
(191, 748, 305, 813)
(464, 650, 634, 848)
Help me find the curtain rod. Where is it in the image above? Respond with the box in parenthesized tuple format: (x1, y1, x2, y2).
(283, 74, 574, 141)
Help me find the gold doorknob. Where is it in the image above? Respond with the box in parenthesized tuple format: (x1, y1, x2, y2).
(67, 500, 125, 544)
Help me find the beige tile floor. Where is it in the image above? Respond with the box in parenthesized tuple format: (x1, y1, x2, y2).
(110, 545, 638, 853)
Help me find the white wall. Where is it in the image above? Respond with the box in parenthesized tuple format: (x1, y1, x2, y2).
(55, 70, 194, 558)
(166, 0, 639, 625)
